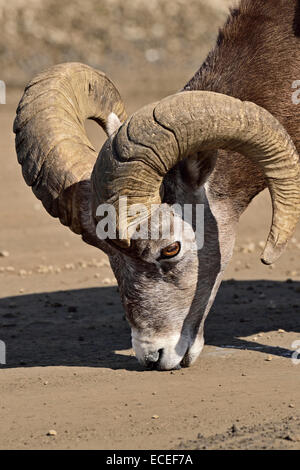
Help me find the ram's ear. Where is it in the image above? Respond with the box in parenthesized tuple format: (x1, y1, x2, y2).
(179, 150, 217, 190)
(106, 112, 122, 137)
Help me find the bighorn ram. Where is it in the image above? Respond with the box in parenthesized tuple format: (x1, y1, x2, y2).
(14, 0, 300, 370)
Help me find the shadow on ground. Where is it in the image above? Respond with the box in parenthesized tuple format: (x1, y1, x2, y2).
(0, 280, 299, 370)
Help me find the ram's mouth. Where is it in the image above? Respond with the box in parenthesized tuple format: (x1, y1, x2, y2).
(132, 328, 206, 371)
(156, 349, 195, 371)
(180, 350, 193, 368)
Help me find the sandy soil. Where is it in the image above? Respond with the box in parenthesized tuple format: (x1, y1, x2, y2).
(0, 83, 300, 450)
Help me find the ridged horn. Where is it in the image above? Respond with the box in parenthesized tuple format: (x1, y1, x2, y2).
(92, 91, 300, 264)
(14, 62, 126, 246)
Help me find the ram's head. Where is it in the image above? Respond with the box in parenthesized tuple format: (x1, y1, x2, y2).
(14, 63, 300, 370)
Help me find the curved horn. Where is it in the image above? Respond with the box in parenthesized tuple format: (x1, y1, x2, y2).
(14, 62, 126, 246)
(92, 91, 300, 264)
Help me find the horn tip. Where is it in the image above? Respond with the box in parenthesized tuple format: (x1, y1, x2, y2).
(261, 241, 287, 265)
(260, 256, 273, 266)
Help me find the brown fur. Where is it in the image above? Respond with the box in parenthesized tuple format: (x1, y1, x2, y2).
(184, 0, 300, 215)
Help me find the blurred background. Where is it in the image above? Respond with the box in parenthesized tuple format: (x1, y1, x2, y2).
(0, 0, 234, 94)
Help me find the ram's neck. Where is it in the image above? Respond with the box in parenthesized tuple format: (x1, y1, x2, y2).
(184, 0, 300, 220)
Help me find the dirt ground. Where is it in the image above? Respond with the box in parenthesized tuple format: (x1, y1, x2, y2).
(1, 74, 300, 450)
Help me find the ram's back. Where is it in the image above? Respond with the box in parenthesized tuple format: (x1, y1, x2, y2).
(185, 0, 300, 209)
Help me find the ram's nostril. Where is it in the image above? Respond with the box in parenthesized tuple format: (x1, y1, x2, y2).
(145, 351, 159, 363)
(144, 349, 164, 369)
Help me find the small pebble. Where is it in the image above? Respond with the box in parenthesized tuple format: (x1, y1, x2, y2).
(64, 263, 75, 270)
(285, 433, 300, 442)
(231, 424, 239, 433)
(0, 250, 9, 257)
(47, 430, 57, 436)
(268, 300, 277, 310)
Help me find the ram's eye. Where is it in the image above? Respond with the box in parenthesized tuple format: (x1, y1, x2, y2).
(160, 241, 181, 259)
